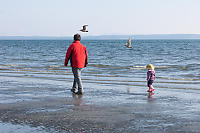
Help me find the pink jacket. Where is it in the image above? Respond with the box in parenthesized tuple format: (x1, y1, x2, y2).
(147, 70, 155, 81)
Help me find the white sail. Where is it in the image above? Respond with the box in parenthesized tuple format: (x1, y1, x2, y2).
(126, 38, 132, 48)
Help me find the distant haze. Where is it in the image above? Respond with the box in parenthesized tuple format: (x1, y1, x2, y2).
(1, 34, 200, 40)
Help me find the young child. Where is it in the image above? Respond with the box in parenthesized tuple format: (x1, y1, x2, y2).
(146, 64, 156, 92)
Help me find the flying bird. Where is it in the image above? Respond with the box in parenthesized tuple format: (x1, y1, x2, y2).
(80, 25, 88, 32)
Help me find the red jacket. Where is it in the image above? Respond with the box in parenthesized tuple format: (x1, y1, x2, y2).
(64, 41, 88, 68)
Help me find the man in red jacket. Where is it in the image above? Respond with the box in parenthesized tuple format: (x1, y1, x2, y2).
(64, 34, 88, 95)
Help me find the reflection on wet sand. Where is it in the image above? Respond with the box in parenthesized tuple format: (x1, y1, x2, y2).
(147, 92, 155, 103)
(126, 87, 131, 93)
(72, 93, 83, 106)
(148, 92, 154, 99)
(0, 84, 200, 133)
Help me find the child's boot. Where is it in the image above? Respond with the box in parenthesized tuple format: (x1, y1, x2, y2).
(147, 87, 152, 92)
(151, 86, 155, 91)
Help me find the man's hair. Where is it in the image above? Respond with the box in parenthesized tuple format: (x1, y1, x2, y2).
(74, 34, 81, 41)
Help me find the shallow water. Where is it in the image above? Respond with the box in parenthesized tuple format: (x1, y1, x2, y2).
(1, 84, 200, 133)
(0, 123, 56, 133)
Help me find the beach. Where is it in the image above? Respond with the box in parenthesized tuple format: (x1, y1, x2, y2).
(1, 81, 200, 133)
(0, 39, 200, 132)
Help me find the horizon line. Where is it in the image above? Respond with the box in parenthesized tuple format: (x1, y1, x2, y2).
(0, 33, 200, 37)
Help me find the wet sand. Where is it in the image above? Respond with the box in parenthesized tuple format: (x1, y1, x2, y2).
(1, 82, 200, 133)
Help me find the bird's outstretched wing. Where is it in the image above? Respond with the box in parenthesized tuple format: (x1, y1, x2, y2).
(83, 26, 86, 30)
(80, 25, 88, 32)
(83, 25, 88, 30)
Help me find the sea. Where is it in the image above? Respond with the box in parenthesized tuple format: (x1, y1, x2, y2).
(1, 39, 199, 91)
(0, 39, 200, 102)
(0, 39, 200, 132)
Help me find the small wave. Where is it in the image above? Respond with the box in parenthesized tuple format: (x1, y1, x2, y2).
(129, 64, 199, 76)
(48, 65, 61, 68)
(19, 67, 31, 70)
(46, 65, 61, 68)
(159, 76, 200, 81)
(2, 64, 32, 70)
(90, 64, 112, 68)
(129, 66, 146, 70)
(46, 65, 66, 70)
(155, 66, 170, 69)
(3, 64, 19, 67)
(129, 65, 170, 70)
(0, 67, 10, 70)
(47, 60, 59, 62)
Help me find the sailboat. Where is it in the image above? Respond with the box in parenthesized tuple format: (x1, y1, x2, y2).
(125, 37, 132, 48)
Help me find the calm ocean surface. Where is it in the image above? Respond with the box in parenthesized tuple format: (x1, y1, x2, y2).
(0, 39, 200, 101)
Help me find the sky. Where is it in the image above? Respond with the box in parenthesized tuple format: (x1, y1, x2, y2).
(0, 0, 200, 36)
